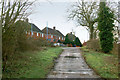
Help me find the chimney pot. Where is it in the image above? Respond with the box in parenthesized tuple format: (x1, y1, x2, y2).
(53, 26, 56, 30)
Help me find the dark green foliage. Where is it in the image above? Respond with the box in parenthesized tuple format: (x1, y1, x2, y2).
(70, 41, 75, 46)
(64, 34, 71, 44)
(75, 37, 82, 47)
(58, 40, 61, 43)
(98, 1, 114, 53)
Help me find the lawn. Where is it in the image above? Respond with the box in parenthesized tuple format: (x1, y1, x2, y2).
(3, 47, 63, 78)
(81, 47, 118, 78)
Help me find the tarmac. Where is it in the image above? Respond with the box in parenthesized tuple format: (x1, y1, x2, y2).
(47, 47, 100, 78)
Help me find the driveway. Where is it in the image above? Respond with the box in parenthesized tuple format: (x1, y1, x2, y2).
(47, 47, 100, 78)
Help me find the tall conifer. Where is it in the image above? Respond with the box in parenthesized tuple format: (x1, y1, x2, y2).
(98, 1, 114, 53)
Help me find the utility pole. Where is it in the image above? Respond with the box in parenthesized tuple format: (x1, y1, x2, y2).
(118, 1, 120, 77)
(31, 23, 32, 37)
(72, 27, 75, 41)
(30, 19, 33, 38)
(46, 21, 48, 40)
(0, 19, 2, 78)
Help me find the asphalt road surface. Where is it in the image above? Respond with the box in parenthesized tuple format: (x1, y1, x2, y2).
(47, 47, 100, 78)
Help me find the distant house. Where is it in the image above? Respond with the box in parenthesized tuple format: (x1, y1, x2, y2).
(26, 23, 43, 39)
(42, 26, 65, 43)
(26, 22, 65, 43)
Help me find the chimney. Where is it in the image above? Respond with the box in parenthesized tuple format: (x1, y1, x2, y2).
(53, 26, 56, 30)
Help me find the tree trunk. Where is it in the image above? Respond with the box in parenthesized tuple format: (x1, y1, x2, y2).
(89, 24, 94, 40)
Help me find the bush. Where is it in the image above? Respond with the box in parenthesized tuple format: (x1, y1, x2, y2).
(86, 39, 118, 54)
(86, 39, 101, 51)
(2, 20, 49, 71)
(75, 37, 82, 47)
(64, 34, 71, 44)
(33, 38, 49, 47)
(111, 43, 118, 55)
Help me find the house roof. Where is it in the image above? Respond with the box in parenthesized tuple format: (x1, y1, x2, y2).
(29, 23, 42, 33)
(42, 27, 64, 37)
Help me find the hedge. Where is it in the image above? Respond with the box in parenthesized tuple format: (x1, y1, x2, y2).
(86, 39, 118, 54)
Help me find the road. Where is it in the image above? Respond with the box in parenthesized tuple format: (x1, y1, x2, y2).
(47, 47, 100, 78)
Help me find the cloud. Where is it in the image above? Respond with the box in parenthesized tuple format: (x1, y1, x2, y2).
(34, 0, 118, 2)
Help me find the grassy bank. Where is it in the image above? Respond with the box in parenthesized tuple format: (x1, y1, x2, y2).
(3, 47, 62, 78)
(81, 47, 118, 78)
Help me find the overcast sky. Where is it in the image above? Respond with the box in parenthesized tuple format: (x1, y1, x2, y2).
(28, 0, 118, 43)
(28, 1, 89, 43)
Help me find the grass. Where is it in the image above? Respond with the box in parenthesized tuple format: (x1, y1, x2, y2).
(81, 47, 118, 78)
(3, 47, 62, 78)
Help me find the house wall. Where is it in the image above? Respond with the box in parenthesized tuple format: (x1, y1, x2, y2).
(26, 31, 65, 43)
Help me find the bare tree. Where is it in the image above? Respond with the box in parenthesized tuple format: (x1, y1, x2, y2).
(68, 0, 98, 40)
(1, 0, 35, 33)
(1, 0, 35, 71)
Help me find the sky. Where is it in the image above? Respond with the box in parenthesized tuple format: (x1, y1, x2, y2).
(28, 1, 89, 43)
(28, 0, 118, 43)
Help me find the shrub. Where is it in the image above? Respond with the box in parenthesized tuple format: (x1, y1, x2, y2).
(75, 37, 82, 47)
(86, 39, 101, 51)
(98, 1, 114, 53)
(64, 34, 71, 44)
(86, 39, 118, 54)
(111, 43, 118, 55)
(2, 20, 49, 71)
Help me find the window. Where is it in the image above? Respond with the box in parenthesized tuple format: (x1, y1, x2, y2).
(42, 33, 44, 37)
(51, 35, 53, 38)
(48, 39, 51, 41)
(37, 33, 39, 36)
(40, 33, 41, 37)
(59, 37, 60, 39)
(28, 32, 30, 35)
(26, 31, 27, 34)
(62, 37, 63, 40)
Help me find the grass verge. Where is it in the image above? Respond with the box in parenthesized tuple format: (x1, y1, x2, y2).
(81, 47, 118, 78)
(3, 47, 63, 78)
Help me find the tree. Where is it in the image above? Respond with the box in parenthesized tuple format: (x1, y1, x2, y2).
(64, 34, 71, 44)
(75, 37, 82, 47)
(70, 41, 75, 47)
(98, 1, 114, 53)
(68, 0, 98, 40)
(1, 0, 35, 71)
(14, 20, 31, 51)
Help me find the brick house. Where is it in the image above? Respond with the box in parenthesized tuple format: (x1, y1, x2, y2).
(26, 23, 43, 40)
(26, 23, 65, 43)
(42, 26, 65, 43)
